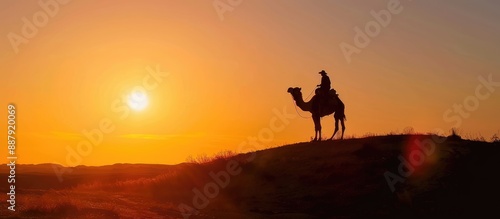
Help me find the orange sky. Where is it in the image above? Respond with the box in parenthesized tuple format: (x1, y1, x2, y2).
(1, 0, 499, 166)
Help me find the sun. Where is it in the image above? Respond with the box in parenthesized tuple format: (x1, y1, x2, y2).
(127, 90, 148, 111)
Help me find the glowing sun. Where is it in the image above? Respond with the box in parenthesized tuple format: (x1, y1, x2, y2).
(127, 90, 148, 111)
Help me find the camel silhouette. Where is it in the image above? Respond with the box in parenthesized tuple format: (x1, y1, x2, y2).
(287, 87, 346, 141)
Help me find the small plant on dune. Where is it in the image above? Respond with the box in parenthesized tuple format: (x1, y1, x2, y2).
(186, 150, 237, 164)
(448, 128, 462, 140)
(362, 132, 377, 138)
(463, 132, 487, 142)
(492, 134, 500, 143)
(213, 150, 237, 161)
(403, 127, 415, 135)
(475, 134, 486, 142)
(343, 134, 356, 139)
(186, 153, 212, 164)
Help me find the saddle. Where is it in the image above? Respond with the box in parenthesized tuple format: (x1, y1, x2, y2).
(313, 88, 340, 108)
(327, 89, 340, 107)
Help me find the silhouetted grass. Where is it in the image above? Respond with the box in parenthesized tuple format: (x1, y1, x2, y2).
(185, 150, 237, 164)
(9, 190, 179, 218)
(492, 133, 500, 143)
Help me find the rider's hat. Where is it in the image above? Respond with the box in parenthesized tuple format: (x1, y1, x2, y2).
(319, 70, 327, 74)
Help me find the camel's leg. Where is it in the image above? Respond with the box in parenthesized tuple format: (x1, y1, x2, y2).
(312, 117, 317, 141)
(340, 116, 346, 140)
(313, 115, 321, 141)
(318, 116, 322, 141)
(330, 118, 339, 140)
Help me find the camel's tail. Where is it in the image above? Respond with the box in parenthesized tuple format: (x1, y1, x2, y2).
(343, 114, 347, 121)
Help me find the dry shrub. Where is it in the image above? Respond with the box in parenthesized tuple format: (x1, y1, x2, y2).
(186, 150, 237, 164)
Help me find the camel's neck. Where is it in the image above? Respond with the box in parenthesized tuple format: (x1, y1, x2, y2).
(293, 95, 312, 112)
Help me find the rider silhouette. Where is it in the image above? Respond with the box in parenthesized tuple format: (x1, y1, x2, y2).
(318, 70, 331, 93)
(312, 70, 332, 114)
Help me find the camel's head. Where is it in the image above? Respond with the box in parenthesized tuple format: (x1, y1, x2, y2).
(287, 87, 302, 101)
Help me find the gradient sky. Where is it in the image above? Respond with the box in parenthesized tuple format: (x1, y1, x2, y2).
(1, 0, 499, 166)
